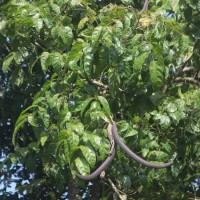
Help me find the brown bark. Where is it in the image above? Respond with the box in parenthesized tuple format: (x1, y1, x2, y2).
(68, 177, 82, 200)
(89, 179, 102, 200)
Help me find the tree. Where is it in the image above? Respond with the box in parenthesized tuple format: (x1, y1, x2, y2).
(0, 0, 200, 199)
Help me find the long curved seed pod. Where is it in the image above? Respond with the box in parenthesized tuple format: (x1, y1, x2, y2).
(76, 124, 116, 180)
(141, 0, 148, 11)
(76, 146, 116, 181)
(112, 121, 173, 168)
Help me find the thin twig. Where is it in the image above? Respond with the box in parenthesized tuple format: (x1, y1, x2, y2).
(35, 41, 46, 50)
(4, 44, 10, 52)
(91, 79, 125, 92)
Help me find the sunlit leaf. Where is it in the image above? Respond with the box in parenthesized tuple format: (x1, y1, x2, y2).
(32, 17, 43, 32)
(27, 114, 38, 127)
(79, 146, 96, 168)
(92, 26, 103, 45)
(75, 157, 90, 175)
(40, 52, 50, 72)
(2, 53, 14, 73)
(50, 3, 60, 14)
(97, 96, 111, 121)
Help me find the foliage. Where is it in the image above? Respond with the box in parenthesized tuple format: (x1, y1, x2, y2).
(0, 0, 200, 199)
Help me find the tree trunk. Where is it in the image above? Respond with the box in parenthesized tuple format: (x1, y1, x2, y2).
(68, 177, 82, 200)
(89, 179, 101, 200)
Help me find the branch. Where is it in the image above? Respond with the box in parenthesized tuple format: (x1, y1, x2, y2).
(175, 77, 200, 86)
(141, 0, 148, 11)
(91, 79, 125, 92)
(182, 67, 195, 72)
(175, 66, 195, 76)
(91, 79, 108, 90)
(108, 179, 125, 200)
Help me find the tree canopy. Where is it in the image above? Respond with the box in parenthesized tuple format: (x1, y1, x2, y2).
(0, 0, 200, 199)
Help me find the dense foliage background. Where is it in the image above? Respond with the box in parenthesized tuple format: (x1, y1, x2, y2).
(0, 0, 200, 199)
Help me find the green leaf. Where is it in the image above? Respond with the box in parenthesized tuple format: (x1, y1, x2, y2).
(28, 142, 38, 151)
(68, 40, 84, 63)
(32, 17, 43, 32)
(10, 154, 17, 164)
(40, 52, 50, 72)
(102, 27, 113, 47)
(15, 146, 29, 158)
(180, 35, 194, 62)
(58, 130, 79, 150)
(2, 53, 14, 73)
(148, 151, 169, 161)
(99, 142, 110, 161)
(90, 101, 101, 111)
(51, 3, 61, 14)
(171, 0, 180, 11)
(12, 114, 28, 145)
(74, 122, 84, 133)
(149, 61, 164, 91)
(124, 129, 138, 137)
(121, 0, 133, 5)
(61, 26, 73, 44)
(0, 19, 6, 36)
(109, 69, 120, 97)
(154, 113, 170, 129)
(98, 111, 110, 123)
(38, 111, 50, 127)
(50, 52, 64, 73)
(79, 146, 96, 168)
(92, 26, 103, 45)
(166, 103, 177, 113)
(89, 134, 102, 151)
(152, 42, 164, 66)
(142, 148, 149, 157)
(78, 16, 89, 30)
(133, 51, 150, 78)
(13, 51, 23, 64)
(148, 140, 159, 149)
(97, 96, 111, 121)
(119, 121, 129, 132)
(71, 0, 83, 6)
(75, 157, 90, 175)
(131, 34, 142, 55)
(82, 45, 93, 79)
(75, 98, 93, 117)
(40, 132, 48, 146)
(27, 114, 38, 127)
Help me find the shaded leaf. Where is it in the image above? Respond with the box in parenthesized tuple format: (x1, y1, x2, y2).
(149, 61, 164, 91)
